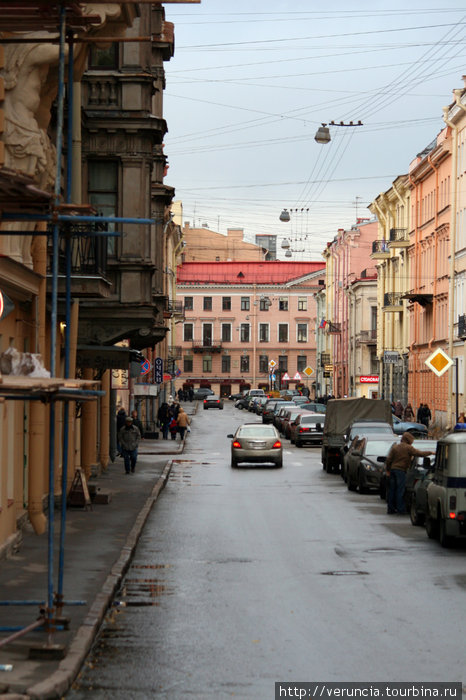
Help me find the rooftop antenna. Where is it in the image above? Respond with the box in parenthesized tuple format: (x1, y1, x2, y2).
(353, 196, 362, 221)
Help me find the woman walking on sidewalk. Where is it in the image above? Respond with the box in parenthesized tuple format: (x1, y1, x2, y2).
(177, 407, 191, 440)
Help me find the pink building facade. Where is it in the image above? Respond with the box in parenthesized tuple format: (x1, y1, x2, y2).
(175, 261, 326, 397)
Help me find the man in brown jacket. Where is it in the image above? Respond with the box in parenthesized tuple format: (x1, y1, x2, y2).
(176, 407, 191, 441)
(385, 432, 435, 514)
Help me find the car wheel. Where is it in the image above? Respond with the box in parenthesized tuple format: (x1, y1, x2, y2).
(204, 406, 208, 410)
(425, 511, 439, 539)
(439, 517, 452, 548)
(409, 495, 423, 526)
(219, 406, 224, 410)
(296, 441, 302, 448)
(275, 459, 283, 468)
(347, 474, 356, 491)
(358, 471, 368, 494)
(231, 458, 238, 468)
(379, 481, 386, 500)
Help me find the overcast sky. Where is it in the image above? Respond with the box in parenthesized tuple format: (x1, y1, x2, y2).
(163, 1, 466, 260)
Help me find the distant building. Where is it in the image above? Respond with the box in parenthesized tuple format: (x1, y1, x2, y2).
(175, 261, 326, 397)
(181, 223, 267, 262)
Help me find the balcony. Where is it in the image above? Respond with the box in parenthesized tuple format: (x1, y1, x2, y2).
(326, 322, 341, 334)
(192, 339, 223, 353)
(383, 293, 403, 311)
(458, 315, 466, 339)
(371, 240, 390, 260)
(48, 229, 111, 298)
(168, 346, 182, 360)
(356, 329, 377, 344)
(388, 228, 410, 248)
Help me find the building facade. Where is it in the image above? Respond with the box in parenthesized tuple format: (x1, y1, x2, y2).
(175, 261, 326, 397)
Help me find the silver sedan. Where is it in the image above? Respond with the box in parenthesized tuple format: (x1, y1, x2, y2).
(227, 423, 283, 468)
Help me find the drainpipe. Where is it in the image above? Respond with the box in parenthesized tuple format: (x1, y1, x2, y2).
(373, 199, 390, 396)
(408, 173, 420, 406)
(443, 91, 465, 424)
(427, 153, 439, 352)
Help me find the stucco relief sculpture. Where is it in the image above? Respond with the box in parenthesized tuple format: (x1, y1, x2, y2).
(1, 3, 126, 267)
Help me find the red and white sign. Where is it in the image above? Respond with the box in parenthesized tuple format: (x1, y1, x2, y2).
(282, 372, 290, 381)
(359, 375, 379, 384)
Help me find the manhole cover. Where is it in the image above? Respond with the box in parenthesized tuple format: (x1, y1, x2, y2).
(321, 570, 369, 576)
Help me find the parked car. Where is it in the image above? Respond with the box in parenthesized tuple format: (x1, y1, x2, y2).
(203, 395, 224, 410)
(392, 415, 427, 437)
(227, 423, 283, 468)
(274, 405, 293, 432)
(293, 395, 312, 405)
(380, 438, 437, 504)
(279, 408, 302, 438)
(253, 396, 269, 415)
(425, 430, 466, 547)
(409, 460, 436, 527)
(272, 401, 296, 428)
(342, 420, 394, 481)
(229, 391, 247, 401)
(346, 434, 399, 494)
(289, 413, 324, 447)
(235, 395, 250, 410)
(193, 388, 214, 400)
(279, 389, 299, 400)
(262, 400, 292, 424)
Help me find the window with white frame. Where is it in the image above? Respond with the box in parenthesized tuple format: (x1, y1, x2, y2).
(279, 296, 288, 311)
(259, 323, 269, 342)
(240, 323, 250, 342)
(259, 355, 268, 373)
(297, 356, 307, 372)
(203, 355, 212, 372)
(221, 323, 232, 342)
(278, 323, 288, 342)
(298, 296, 307, 311)
(297, 323, 308, 342)
(241, 296, 250, 311)
(240, 355, 250, 372)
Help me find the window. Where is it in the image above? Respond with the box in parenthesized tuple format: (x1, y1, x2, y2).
(259, 355, 269, 373)
(203, 356, 212, 373)
(221, 323, 231, 342)
(297, 323, 308, 342)
(203, 297, 212, 311)
(241, 296, 250, 311)
(371, 306, 377, 331)
(298, 296, 307, 311)
(297, 356, 307, 372)
(183, 323, 193, 342)
(278, 324, 288, 342)
(260, 297, 270, 311)
(259, 323, 269, 342)
(279, 296, 288, 311)
(88, 43, 118, 69)
(184, 296, 193, 311)
(222, 355, 231, 373)
(88, 161, 117, 256)
(183, 356, 193, 373)
(240, 324, 250, 342)
(278, 356, 288, 372)
(222, 296, 231, 311)
(241, 355, 250, 372)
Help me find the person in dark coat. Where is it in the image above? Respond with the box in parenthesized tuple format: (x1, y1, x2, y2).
(131, 409, 144, 440)
(118, 416, 141, 474)
(157, 402, 170, 440)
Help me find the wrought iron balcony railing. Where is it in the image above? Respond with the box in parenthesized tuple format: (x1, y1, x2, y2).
(192, 339, 223, 353)
(458, 315, 466, 339)
(389, 228, 409, 246)
(357, 329, 377, 343)
(164, 299, 184, 315)
(320, 353, 330, 367)
(327, 322, 341, 333)
(371, 240, 389, 256)
(383, 292, 403, 309)
(51, 230, 109, 276)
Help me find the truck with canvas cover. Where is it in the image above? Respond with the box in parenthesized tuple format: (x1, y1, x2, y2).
(321, 397, 393, 473)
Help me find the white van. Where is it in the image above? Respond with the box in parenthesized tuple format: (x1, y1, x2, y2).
(425, 430, 466, 547)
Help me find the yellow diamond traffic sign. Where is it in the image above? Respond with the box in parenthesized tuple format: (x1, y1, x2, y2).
(303, 366, 314, 377)
(425, 348, 453, 377)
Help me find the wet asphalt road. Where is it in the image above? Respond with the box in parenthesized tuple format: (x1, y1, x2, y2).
(68, 403, 466, 698)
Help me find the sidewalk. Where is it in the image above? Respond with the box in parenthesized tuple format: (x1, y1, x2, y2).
(0, 405, 196, 699)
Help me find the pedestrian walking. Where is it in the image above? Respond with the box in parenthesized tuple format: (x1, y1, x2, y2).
(131, 409, 144, 439)
(118, 416, 141, 474)
(157, 402, 170, 440)
(177, 388, 184, 402)
(188, 386, 194, 402)
(169, 416, 178, 440)
(394, 401, 403, 418)
(177, 407, 191, 440)
(385, 432, 435, 514)
(416, 403, 424, 423)
(403, 403, 414, 421)
(421, 403, 431, 428)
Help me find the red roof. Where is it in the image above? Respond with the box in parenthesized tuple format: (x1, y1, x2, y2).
(177, 261, 325, 285)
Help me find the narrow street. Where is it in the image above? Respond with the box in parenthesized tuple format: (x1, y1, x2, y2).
(68, 403, 466, 698)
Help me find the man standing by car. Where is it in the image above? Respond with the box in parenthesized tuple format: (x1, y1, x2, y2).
(385, 432, 435, 514)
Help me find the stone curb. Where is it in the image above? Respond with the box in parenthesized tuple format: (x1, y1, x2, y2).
(23, 458, 176, 700)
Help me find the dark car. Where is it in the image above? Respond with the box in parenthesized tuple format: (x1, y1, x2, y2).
(280, 408, 306, 438)
(262, 400, 291, 424)
(193, 388, 215, 400)
(229, 391, 247, 401)
(346, 434, 400, 494)
(300, 402, 327, 414)
(341, 420, 394, 481)
(289, 413, 324, 447)
(392, 415, 427, 437)
(203, 395, 224, 410)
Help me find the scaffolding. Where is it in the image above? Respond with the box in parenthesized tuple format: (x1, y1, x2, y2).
(0, 1, 167, 653)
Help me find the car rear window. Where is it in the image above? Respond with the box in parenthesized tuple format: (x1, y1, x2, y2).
(238, 426, 277, 437)
(300, 415, 323, 424)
